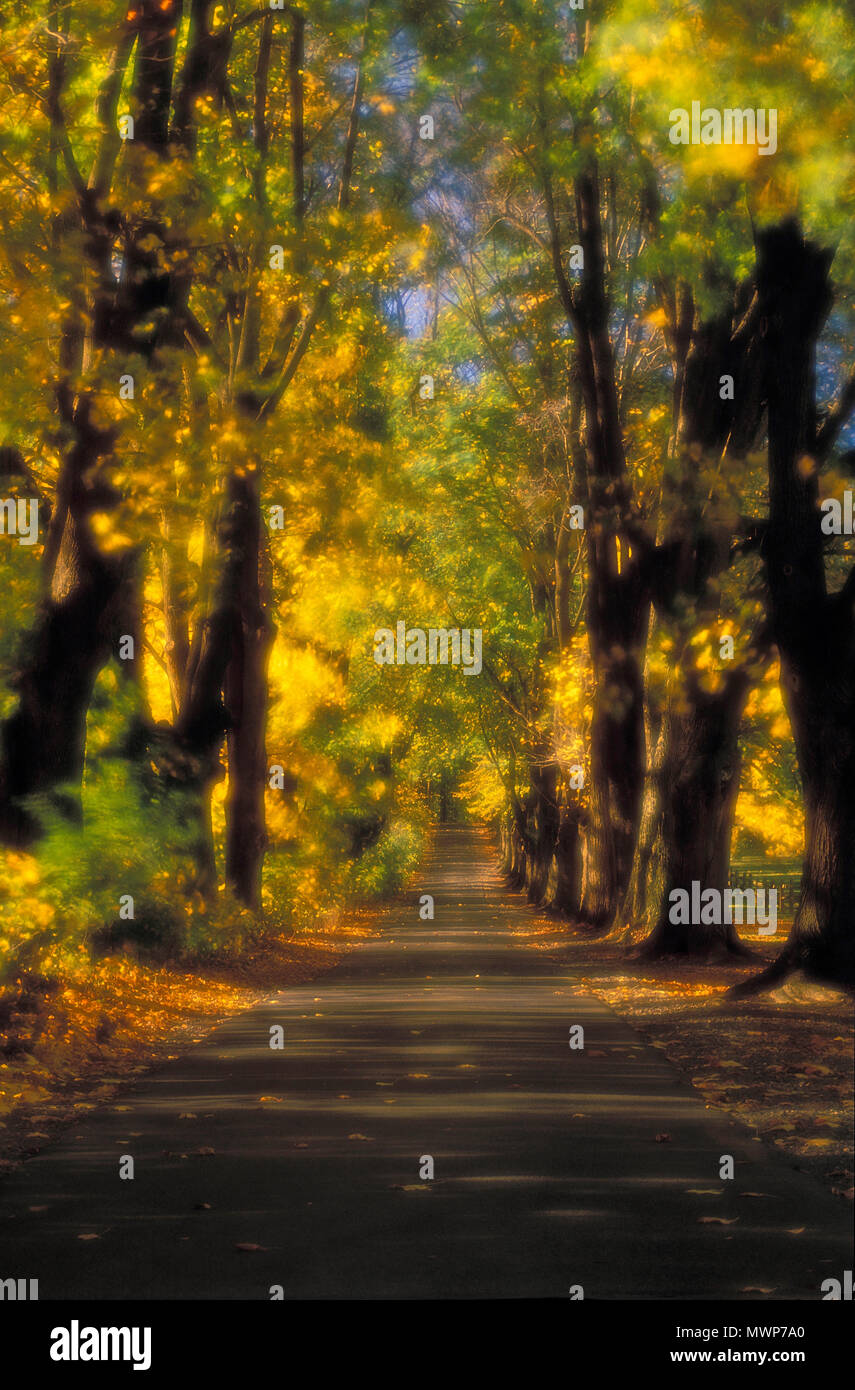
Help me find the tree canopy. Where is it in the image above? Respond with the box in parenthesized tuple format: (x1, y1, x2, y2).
(1, 0, 854, 993)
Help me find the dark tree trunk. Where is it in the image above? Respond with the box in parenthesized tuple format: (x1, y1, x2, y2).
(642, 674, 755, 957)
(542, 801, 583, 915)
(0, 11, 186, 844)
(0, 566, 130, 842)
(580, 627, 644, 924)
(0, 401, 130, 844)
(500, 799, 528, 888)
(134, 0, 184, 151)
(736, 221, 855, 992)
(522, 761, 560, 903)
(622, 286, 767, 952)
(160, 512, 192, 720)
(540, 138, 647, 928)
(223, 467, 273, 909)
(438, 770, 453, 823)
(573, 169, 647, 926)
(618, 713, 667, 940)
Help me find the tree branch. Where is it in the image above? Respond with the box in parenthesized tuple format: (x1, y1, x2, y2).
(816, 364, 855, 462)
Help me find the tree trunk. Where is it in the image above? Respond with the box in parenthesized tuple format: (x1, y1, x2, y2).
(160, 511, 192, 719)
(542, 800, 583, 915)
(541, 142, 647, 929)
(580, 631, 644, 924)
(621, 287, 767, 952)
(0, 402, 130, 844)
(573, 170, 647, 925)
(223, 467, 273, 909)
(642, 675, 754, 957)
(500, 799, 528, 888)
(617, 714, 667, 940)
(737, 221, 855, 992)
(521, 763, 557, 903)
(0, 10, 185, 844)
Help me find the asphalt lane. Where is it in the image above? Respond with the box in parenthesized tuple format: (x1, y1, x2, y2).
(0, 825, 851, 1299)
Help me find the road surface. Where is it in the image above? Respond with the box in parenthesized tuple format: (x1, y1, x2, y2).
(0, 825, 850, 1299)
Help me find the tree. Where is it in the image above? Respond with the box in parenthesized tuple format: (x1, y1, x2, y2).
(0, 0, 405, 910)
(738, 220, 855, 989)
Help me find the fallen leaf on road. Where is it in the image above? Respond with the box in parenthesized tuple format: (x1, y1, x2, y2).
(786, 1227, 806, 1235)
(258, 1096, 284, 1104)
(347, 1133, 374, 1141)
(179, 1112, 197, 1120)
(698, 1217, 738, 1225)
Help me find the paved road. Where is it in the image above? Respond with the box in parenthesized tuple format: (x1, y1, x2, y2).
(0, 826, 851, 1299)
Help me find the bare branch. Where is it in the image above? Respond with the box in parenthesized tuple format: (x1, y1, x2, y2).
(816, 365, 855, 462)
